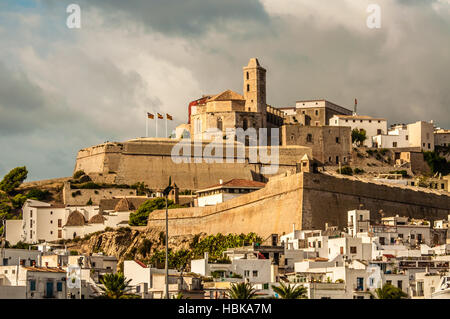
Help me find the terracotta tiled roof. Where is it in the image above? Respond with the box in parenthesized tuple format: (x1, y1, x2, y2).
(65, 210, 87, 227)
(134, 259, 147, 268)
(23, 266, 66, 273)
(334, 115, 386, 121)
(197, 179, 266, 193)
(206, 90, 245, 102)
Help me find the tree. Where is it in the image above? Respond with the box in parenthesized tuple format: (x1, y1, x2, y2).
(26, 189, 50, 201)
(271, 281, 308, 299)
(352, 129, 367, 147)
(0, 167, 28, 194)
(227, 282, 257, 299)
(374, 283, 408, 299)
(86, 198, 93, 205)
(99, 273, 139, 299)
(128, 198, 181, 226)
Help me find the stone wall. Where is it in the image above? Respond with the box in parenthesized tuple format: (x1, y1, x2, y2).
(62, 182, 137, 205)
(74, 138, 312, 190)
(147, 172, 450, 238)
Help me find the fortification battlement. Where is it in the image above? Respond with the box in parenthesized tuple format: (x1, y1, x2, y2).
(148, 172, 450, 237)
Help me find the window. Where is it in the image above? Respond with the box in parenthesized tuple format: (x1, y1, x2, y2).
(246, 72, 249, 80)
(58, 230, 62, 239)
(30, 280, 36, 291)
(58, 219, 62, 227)
(263, 283, 269, 290)
(306, 134, 313, 143)
(30, 211, 33, 218)
(244, 270, 250, 277)
(247, 84, 250, 92)
(397, 280, 402, 290)
(369, 120, 372, 123)
(2, 259, 8, 266)
(393, 142, 397, 147)
(406, 135, 409, 141)
(336, 156, 339, 164)
(410, 234, 415, 239)
(350, 247, 357, 254)
(390, 237, 395, 244)
(428, 143, 431, 149)
(57, 282, 63, 292)
(243, 119, 248, 130)
(336, 137, 340, 144)
(318, 241, 322, 248)
(217, 118, 223, 131)
(340, 247, 344, 254)
(252, 271, 258, 277)
(377, 129, 382, 135)
(315, 110, 319, 116)
(379, 237, 385, 245)
(50, 220, 53, 224)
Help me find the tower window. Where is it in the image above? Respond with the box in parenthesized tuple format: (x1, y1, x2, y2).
(243, 119, 248, 130)
(247, 84, 250, 92)
(217, 118, 223, 132)
(306, 134, 313, 143)
(246, 72, 249, 80)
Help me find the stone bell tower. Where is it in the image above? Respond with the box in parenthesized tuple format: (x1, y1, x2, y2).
(243, 58, 267, 125)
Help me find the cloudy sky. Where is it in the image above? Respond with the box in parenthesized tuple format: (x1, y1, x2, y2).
(0, 0, 449, 181)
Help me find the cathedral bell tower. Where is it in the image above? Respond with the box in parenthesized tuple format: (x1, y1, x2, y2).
(243, 58, 267, 126)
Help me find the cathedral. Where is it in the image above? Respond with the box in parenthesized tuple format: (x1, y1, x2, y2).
(185, 58, 284, 140)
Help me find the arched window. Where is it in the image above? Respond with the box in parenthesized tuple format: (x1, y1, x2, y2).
(217, 117, 223, 131)
(246, 72, 249, 80)
(247, 84, 250, 92)
(243, 119, 248, 130)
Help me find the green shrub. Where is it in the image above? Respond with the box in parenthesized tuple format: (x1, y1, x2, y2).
(73, 170, 85, 179)
(70, 250, 79, 256)
(337, 166, 353, 175)
(128, 198, 181, 226)
(26, 189, 50, 201)
(354, 168, 365, 175)
(0, 167, 28, 194)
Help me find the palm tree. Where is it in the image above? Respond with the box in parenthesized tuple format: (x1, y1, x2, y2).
(227, 282, 257, 299)
(99, 272, 140, 299)
(271, 281, 308, 299)
(374, 283, 408, 299)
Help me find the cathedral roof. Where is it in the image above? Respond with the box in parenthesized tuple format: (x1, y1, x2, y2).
(65, 210, 87, 227)
(207, 90, 245, 102)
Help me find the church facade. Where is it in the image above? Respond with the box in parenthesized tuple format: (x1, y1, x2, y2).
(188, 58, 283, 141)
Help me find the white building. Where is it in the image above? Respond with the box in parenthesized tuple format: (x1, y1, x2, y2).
(373, 120, 435, 151)
(0, 265, 67, 299)
(330, 115, 387, 147)
(196, 179, 265, 207)
(6, 199, 132, 245)
(1, 248, 42, 267)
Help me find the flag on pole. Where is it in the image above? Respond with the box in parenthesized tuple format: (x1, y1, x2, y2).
(166, 113, 173, 120)
(157, 113, 164, 119)
(147, 112, 154, 119)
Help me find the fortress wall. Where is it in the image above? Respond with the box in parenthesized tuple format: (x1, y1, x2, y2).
(148, 172, 304, 238)
(62, 183, 137, 205)
(148, 172, 450, 238)
(73, 139, 312, 190)
(301, 173, 450, 230)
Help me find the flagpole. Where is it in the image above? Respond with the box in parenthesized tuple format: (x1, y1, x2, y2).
(146, 113, 148, 138)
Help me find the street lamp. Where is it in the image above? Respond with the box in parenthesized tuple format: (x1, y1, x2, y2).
(162, 177, 174, 299)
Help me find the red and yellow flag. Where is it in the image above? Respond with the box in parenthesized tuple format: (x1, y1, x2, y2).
(157, 113, 164, 119)
(147, 112, 154, 119)
(166, 113, 173, 120)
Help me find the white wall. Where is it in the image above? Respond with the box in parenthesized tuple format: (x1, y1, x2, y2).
(330, 116, 387, 147)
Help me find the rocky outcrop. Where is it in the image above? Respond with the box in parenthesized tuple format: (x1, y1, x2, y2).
(68, 227, 205, 268)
